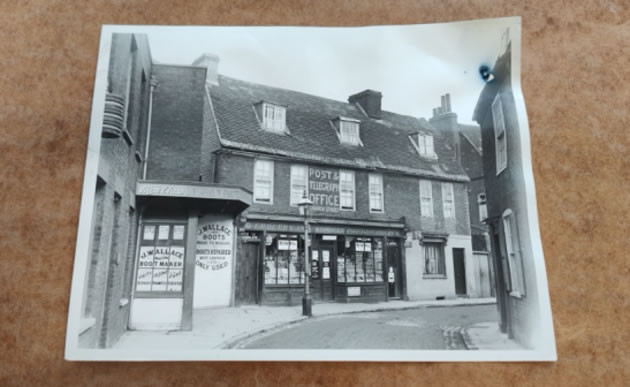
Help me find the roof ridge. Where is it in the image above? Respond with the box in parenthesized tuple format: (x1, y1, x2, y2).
(217, 74, 431, 125)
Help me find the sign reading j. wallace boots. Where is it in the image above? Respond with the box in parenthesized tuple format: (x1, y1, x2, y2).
(194, 214, 234, 308)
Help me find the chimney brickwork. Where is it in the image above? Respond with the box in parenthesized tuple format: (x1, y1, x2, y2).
(348, 89, 382, 119)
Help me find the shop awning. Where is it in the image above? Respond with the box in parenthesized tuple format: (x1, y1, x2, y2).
(136, 181, 252, 214)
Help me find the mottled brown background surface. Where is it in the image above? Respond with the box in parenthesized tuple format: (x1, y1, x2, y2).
(1, 1, 629, 386)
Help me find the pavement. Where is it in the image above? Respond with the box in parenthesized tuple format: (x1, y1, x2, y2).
(461, 322, 526, 350)
(114, 297, 497, 351)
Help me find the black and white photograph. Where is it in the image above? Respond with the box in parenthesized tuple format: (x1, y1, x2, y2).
(65, 17, 556, 361)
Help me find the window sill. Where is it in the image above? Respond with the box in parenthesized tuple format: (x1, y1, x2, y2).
(423, 274, 447, 280)
(79, 317, 96, 335)
(253, 200, 273, 205)
(119, 298, 130, 308)
(509, 290, 523, 299)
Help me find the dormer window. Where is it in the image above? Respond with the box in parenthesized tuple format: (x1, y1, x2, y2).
(410, 133, 437, 159)
(334, 117, 361, 146)
(261, 102, 286, 133)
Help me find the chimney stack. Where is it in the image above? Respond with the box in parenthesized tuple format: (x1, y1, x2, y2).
(431, 93, 453, 118)
(348, 89, 382, 119)
(192, 53, 221, 86)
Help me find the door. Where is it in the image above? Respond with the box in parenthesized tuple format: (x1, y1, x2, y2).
(235, 237, 259, 305)
(386, 241, 402, 298)
(311, 247, 334, 301)
(453, 248, 467, 296)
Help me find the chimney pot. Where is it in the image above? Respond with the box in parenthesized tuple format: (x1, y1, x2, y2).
(192, 53, 220, 85)
(348, 89, 382, 119)
(446, 93, 452, 112)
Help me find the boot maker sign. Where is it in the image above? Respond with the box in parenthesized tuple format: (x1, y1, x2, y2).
(308, 167, 341, 212)
(194, 215, 234, 308)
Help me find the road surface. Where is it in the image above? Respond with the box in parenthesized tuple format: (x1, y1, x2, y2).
(237, 304, 497, 350)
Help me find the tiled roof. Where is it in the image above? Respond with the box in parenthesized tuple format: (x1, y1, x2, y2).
(459, 123, 482, 154)
(208, 75, 469, 181)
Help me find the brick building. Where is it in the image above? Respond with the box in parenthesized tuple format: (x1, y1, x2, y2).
(80, 33, 487, 347)
(473, 35, 542, 348)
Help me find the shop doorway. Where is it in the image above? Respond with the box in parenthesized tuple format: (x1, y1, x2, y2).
(311, 246, 334, 302)
(386, 241, 402, 299)
(235, 235, 259, 305)
(453, 248, 467, 296)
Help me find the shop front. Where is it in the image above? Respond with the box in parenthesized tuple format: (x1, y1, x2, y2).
(240, 216, 406, 306)
(129, 181, 251, 331)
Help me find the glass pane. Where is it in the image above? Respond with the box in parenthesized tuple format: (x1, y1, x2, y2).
(346, 253, 356, 282)
(166, 269, 183, 292)
(143, 225, 155, 240)
(277, 253, 289, 284)
(172, 225, 185, 240)
(289, 251, 301, 284)
(322, 250, 331, 279)
(264, 255, 277, 284)
(169, 246, 185, 270)
(365, 251, 375, 282)
(135, 268, 153, 291)
(374, 247, 383, 281)
(157, 225, 170, 240)
(151, 268, 168, 291)
(336, 255, 345, 282)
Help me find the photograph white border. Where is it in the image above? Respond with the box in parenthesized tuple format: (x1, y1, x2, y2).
(65, 17, 557, 362)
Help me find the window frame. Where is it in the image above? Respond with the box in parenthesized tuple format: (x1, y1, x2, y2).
(133, 221, 187, 297)
(492, 94, 508, 175)
(422, 241, 446, 278)
(368, 173, 384, 213)
(412, 133, 437, 159)
(478, 193, 488, 222)
(339, 119, 360, 146)
(261, 102, 287, 133)
(289, 164, 308, 207)
(253, 159, 274, 204)
(339, 169, 356, 211)
(419, 179, 434, 218)
(502, 209, 526, 298)
(441, 182, 455, 219)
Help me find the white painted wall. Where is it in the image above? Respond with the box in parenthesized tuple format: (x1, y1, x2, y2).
(193, 214, 234, 308)
(404, 233, 476, 300)
(129, 298, 183, 330)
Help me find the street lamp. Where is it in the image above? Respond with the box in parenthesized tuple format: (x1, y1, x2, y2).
(298, 190, 313, 317)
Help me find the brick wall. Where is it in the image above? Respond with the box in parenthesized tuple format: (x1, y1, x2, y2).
(215, 151, 470, 236)
(146, 65, 206, 182)
(80, 33, 151, 348)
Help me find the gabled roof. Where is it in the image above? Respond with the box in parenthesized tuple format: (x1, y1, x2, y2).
(207, 75, 468, 181)
(459, 123, 482, 155)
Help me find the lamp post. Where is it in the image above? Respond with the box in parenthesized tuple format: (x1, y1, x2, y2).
(298, 190, 313, 317)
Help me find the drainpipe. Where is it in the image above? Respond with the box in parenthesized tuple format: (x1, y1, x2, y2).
(142, 76, 158, 180)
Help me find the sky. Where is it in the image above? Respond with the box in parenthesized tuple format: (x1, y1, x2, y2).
(140, 18, 514, 125)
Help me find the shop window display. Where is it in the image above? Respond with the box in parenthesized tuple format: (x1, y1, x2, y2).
(336, 236, 384, 283)
(264, 234, 305, 285)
